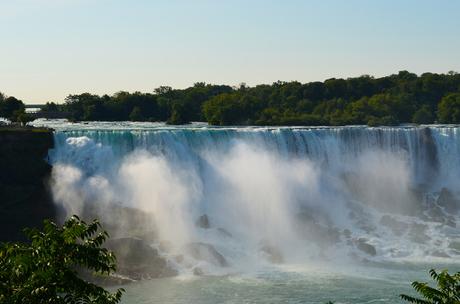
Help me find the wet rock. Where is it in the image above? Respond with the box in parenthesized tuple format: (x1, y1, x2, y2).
(296, 210, 340, 248)
(186, 242, 228, 267)
(343, 229, 352, 239)
(355, 238, 376, 256)
(437, 188, 460, 213)
(446, 218, 457, 228)
(259, 243, 284, 264)
(379, 215, 408, 236)
(193, 267, 204, 276)
(79, 269, 135, 286)
(105, 237, 178, 280)
(196, 214, 210, 229)
(425, 205, 446, 223)
(81, 203, 158, 241)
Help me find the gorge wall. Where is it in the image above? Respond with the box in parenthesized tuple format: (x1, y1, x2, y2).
(0, 128, 56, 242)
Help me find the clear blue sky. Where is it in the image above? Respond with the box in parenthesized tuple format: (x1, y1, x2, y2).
(1, 0, 460, 104)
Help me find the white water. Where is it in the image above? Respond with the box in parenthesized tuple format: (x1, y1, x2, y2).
(33, 120, 460, 303)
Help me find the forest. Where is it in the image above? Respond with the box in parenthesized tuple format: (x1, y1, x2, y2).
(2, 71, 460, 126)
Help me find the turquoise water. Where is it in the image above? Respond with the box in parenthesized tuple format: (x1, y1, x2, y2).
(120, 263, 451, 304)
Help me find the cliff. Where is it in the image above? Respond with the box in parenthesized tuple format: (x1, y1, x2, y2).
(0, 127, 56, 242)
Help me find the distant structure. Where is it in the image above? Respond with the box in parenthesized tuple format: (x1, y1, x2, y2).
(25, 104, 70, 119)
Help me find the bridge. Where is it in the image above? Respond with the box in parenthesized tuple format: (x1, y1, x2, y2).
(24, 104, 70, 119)
(24, 104, 47, 108)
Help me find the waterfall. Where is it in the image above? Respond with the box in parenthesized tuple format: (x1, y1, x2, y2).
(42, 121, 460, 273)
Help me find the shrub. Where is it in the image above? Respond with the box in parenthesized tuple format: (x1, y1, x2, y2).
(401, 269, 460, 304)
(0, 216, 124, 304)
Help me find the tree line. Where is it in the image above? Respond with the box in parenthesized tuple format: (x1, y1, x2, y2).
(3, 71, 460, 126)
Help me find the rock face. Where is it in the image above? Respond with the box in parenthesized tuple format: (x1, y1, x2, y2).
(437, 188, 460, 213)
(186, 242, 229, 267)
(0, 128, 56, 242)
(296, 210, 341, 248)
(105, 237, 177, 280)
(196, 214, 210, 229)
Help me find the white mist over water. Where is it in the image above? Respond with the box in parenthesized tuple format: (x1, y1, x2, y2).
(32, 120, 460, 302)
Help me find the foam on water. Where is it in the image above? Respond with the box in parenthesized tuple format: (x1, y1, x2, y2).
(32, 119, 460, 276)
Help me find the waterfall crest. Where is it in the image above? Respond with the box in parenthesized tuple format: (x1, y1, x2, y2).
(43, 122, 460, 274)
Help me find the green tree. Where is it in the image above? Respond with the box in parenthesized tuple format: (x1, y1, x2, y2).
(401, 269, 460, 304)
(0, 96, 25, 121)
(129, 106, 145, 121)
(412, 105, 434, 124)
(438, 93, 460, 123)
(0, 216, 124, 304)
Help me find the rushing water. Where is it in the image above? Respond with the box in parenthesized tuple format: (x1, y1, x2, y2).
(32, 120, 460, 303)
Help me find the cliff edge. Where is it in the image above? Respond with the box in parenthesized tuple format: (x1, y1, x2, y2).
(0, 127, 56, 241)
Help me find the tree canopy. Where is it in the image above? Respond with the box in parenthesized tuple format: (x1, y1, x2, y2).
(4, 71, 460, 126)
(0, 216, 124, 304)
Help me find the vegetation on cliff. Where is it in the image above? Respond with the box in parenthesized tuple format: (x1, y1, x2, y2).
(0, 93, 32, 124)
(0, 216, 124, 304)
(5, 70, 459, 126)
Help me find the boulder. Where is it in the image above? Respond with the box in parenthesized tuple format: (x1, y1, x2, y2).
(196, 214, 210, 229)
(437, 188, 460, 213)
(186, 242, 228, 267)
(295, 211, 340, 248)
(105, 237, 177, 280)
(355, 238, 377, 256)
(193, 267, 205, 276)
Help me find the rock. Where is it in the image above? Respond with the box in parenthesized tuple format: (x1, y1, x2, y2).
(193, 267, 204, 276)
(295, 210, 340, 248)
(425, 205, 446, 222)
(259, 243, 284, 264)
(186, 242, 228, 267)
(379, 215, 408, 236)
(78, 269, 134, 286)
(355, 238, 377, 256)
(0, 128, 57, 242)
(196, 214, 210, 229)
(105, 237, 178, 280)
(437, 188, 460, 213)
(82, 204, 157, 241)
(343, 229, 352, 239)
